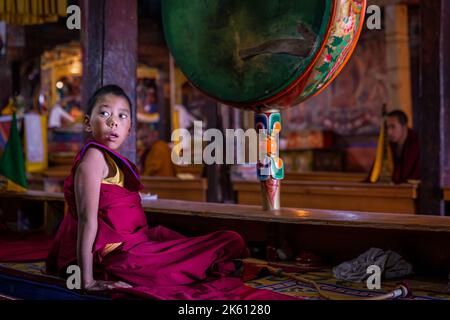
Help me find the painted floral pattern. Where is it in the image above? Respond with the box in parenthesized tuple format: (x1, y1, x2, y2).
(297, 0, 364, 103)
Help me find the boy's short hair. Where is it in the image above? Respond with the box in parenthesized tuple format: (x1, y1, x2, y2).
(387, 110, 408, 126)
(86, 84, 132, 117)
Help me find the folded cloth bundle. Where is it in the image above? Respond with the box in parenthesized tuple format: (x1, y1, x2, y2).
(332, 247, 413, 282)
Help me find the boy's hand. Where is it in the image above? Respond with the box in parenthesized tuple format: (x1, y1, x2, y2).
(84, 280, 132, 291)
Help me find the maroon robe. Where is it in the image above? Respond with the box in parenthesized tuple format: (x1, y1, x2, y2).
(46, 141, 294, 300)
(390, 129, 420, 184)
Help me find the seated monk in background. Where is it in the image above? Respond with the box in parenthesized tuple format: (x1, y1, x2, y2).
(140, 129, 176, 177)
(387, 110, 420, 184)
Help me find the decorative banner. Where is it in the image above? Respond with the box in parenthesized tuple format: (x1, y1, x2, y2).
(0, 0, 67, 25)
(24, 113, 48, 173)
(0, 112, 28, 191)
(0, 114, 23, 150)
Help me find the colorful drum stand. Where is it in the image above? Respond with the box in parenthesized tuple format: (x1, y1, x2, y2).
(162, 0, 367, 210)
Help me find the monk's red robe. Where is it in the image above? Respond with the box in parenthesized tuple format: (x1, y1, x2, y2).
(46, 142, 293, 300)
(391, 129, 420, 184)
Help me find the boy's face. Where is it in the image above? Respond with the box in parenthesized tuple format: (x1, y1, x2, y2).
(85, 93, 131, 150)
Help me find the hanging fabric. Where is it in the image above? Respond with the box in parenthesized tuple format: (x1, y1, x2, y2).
(0, 0, 67, 25)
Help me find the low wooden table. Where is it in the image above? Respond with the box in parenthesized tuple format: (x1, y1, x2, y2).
(233, 180, 419, 214)
(285, 171, 366, 182)
(0, 191, 65, 234)
(140, 177, 207, 202)
(1, 190, 450, 277)
(444, 187, 450, 201)
(28, 170, 208, 203)
(0, 190, 434, 232)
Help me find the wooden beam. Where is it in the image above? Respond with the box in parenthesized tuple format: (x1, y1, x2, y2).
(81, 0, 138, 162)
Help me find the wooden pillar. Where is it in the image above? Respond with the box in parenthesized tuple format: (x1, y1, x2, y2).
(81, 0, 138, 162)
(0, 60, 12, 106)
(156, 76, 171, 142)
(219, 103, 235, 203)
(385, 4, 413, 124)
(204, 99, 220, 203)
(11, 61, 21, 96)
(441, 0, 450, 190)
(418, 0, 450, 215)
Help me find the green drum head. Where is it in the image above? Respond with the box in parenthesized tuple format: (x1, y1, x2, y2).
(162, 0, 333, 105)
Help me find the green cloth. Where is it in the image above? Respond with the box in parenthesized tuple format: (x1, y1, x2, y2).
(0, 112, 28, 188)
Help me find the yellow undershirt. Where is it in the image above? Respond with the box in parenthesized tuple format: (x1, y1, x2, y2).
(102, 152, 125, 188)
(101, 152, 124, 256)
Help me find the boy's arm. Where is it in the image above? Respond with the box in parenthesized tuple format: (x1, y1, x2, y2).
(74, 147, 107, 288)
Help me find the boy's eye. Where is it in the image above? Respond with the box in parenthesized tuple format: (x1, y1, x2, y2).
(119, 113, 128, 119)
(100, 111, 110, 117)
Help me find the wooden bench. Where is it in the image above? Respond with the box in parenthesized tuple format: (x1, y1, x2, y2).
(140, 177, 207, 202)
(285, 171, 366, 182)
(444, 187, 450, 201)
(233, 180, 419, 214)
(0, 191, 65, 234)
(27, 169, 208, 202)
(1, 191, 449, 276)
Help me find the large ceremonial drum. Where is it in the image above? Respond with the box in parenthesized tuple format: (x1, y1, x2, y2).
(162, 0, 366, 210)
(162, 0, 366, 111)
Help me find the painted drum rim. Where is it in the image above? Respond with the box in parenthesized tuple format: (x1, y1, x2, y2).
(310, 0, 367, 100)
(266, 0, 367, 109)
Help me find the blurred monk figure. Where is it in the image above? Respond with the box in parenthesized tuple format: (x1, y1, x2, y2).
(140, 129, 176, 177)
(387, 110, 420, 183)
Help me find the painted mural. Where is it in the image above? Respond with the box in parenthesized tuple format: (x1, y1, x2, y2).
(283, 29, 387, 136)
